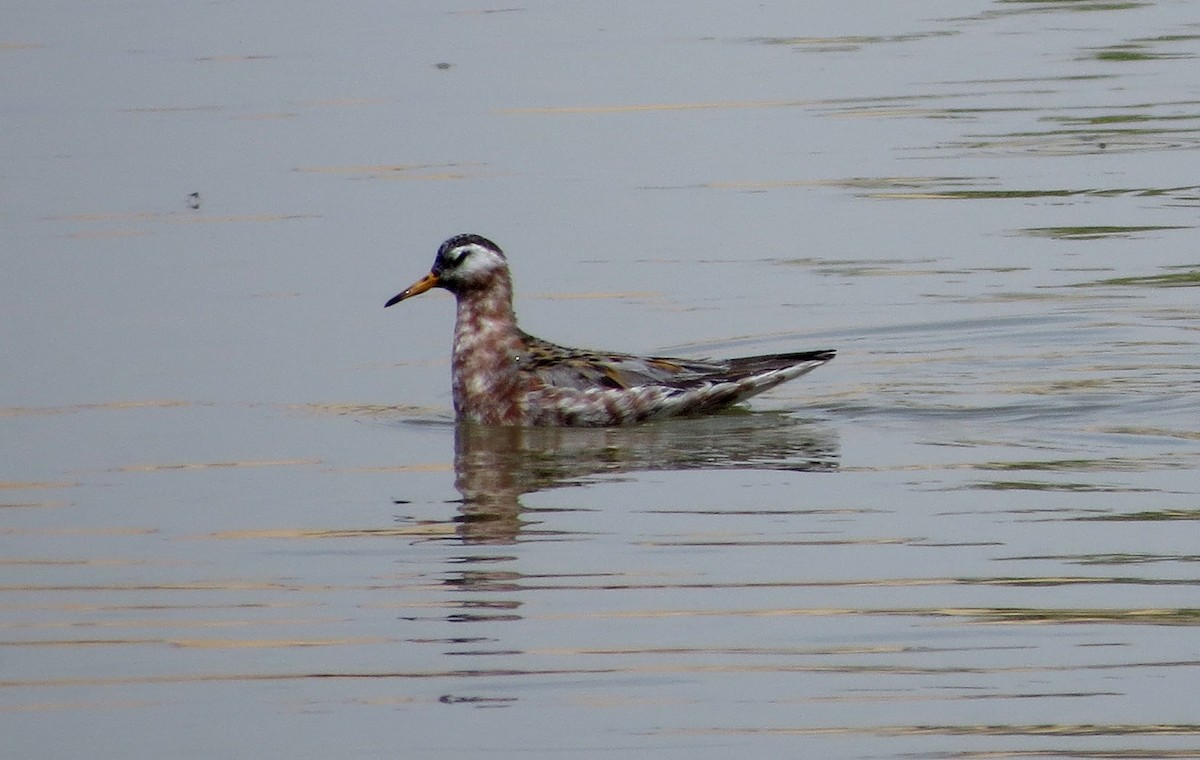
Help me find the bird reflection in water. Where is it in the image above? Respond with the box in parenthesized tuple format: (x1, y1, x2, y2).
(451, 411, 838, 544)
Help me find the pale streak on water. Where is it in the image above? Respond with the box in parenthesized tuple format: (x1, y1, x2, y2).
(3, 1, 1200, 758)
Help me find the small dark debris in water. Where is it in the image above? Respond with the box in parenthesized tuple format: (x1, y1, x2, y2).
(187, 191, 201, 210)
(392, 499, 412, 505)
(1098, 142, 1107, 150)
(434, 62, 453, 70)
(446, 613, 522, 623)
(439, 694, 517, 706)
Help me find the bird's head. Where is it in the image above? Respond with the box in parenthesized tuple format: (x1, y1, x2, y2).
(384, 234, 508, 307)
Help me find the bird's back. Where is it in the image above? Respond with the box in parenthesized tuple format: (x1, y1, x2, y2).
(516, 331, 835, 425)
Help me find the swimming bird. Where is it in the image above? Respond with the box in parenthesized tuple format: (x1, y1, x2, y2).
(385, 234, 834, 426)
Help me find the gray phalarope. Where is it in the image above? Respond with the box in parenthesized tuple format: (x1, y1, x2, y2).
(385, 234, 835, 426)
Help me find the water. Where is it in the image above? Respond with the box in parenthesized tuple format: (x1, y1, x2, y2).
(3, 1, 1199, 758)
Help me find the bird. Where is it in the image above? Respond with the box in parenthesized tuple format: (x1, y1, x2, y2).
(385, 234, 835, 427)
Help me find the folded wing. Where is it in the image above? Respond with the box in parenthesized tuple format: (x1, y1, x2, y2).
(521, 332, 834, 392)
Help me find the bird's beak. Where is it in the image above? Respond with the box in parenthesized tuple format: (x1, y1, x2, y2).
(384, 271, 440, 308)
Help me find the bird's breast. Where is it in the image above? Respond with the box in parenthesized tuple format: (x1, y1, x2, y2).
(451, 314, 529, 425)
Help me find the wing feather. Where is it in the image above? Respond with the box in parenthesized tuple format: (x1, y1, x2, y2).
(520, 331, 834, 393)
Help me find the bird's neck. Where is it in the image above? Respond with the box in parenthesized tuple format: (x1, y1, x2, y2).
(454, 273, 517, 329)
(450, 276, 527, 424)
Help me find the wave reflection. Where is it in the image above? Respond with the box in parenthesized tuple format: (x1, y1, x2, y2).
(451, 412, 838, 543)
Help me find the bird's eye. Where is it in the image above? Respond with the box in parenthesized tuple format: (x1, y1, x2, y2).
(447, 247, 474, 267)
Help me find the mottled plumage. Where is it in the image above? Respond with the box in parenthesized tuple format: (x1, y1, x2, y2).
(385, 234, 835, 426)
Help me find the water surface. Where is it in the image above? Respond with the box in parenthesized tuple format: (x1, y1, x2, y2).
(3, 2, 1199, 758)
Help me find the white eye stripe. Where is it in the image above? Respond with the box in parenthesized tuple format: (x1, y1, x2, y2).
(444, 245, 480, 267)
(433, 241, 506, 286)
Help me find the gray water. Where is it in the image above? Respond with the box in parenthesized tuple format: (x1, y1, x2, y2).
(4, 2, 1200, 758)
